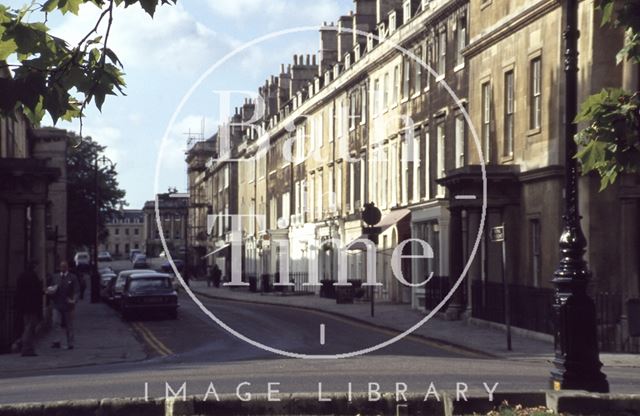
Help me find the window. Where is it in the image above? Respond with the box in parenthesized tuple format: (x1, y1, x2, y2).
(414, 47, 422, 94)
(373, 78, 381, 116)
(134, 228, 139, 235)
(504, 70, 515, 157)
(390, 141, 398, 206)
(349, 94, 356, 130)
(337, 99, 344, 137)
(455, 114, 465, 168)
(437, 29, 446, 76)
(530, 57, 541, 130)
(481, 82, 492, 162)
(436, 122, 446, 197)
(456, 14, 467, 67)
(392, 65, 400, 105)
(281, 192, 290, 227)
(360, 85, 367, 124)
(423, 130, 430, 198)
(125, 228, 129, 236)
(530, 219, 541, 287)
(309, 176, 315, 220)
(328, 168, 335, 212)
(336, 164, 342, 212)
(115, 228, 120, 235)
(316, 172, 323, 218)
(400, 138, 408, 205)
(425, 40, 432, 90)
(403, 57, 410, 99)
(412, 132, 421, 202)
(403, 0, 411, 24)
(383, 72, 389, 110)
(348, 163, 355, 213)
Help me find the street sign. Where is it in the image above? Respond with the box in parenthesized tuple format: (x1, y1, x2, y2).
(490, 225, 505, 242)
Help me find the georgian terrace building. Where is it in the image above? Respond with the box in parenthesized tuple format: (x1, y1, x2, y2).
(186, 0, 638, 351)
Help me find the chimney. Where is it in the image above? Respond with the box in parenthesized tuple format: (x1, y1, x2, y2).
(337, 15, 353, 61)
(376, 0, 403, 24)
(289, 53, 319, 99)
(352, 0, 376, 45)
(319, 22, 338, 74)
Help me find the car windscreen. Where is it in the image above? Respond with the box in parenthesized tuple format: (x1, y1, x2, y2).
(129, 278, 171, 291)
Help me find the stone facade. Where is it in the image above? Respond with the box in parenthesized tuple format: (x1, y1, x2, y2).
(185, 0, 639, 350)
(143, 193, 188, 258)
(0, 111, 67, 352)
(100, 210, 145, 259)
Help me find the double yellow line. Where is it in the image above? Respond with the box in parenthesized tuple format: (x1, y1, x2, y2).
(131, 322, 173, 357)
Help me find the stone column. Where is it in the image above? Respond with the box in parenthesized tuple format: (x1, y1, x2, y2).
(31, 203, 47, 281)
(7, 204, 26, 287)
(467, 208, 482, 318)
(445, 207, 464, 320)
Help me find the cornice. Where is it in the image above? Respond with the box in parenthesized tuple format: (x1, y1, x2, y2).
(463, 0, 559, 58)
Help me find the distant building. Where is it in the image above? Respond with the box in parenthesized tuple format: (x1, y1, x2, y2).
(143, 192, 188, 258)
(100, 209, 145, 259)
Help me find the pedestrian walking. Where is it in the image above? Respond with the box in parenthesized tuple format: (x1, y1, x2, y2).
(15, 262, 43, 357)
(47, 261, 79, 350)
(211, 264, 222, 288)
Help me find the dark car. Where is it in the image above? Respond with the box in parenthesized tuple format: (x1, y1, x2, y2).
(120, 272, 178, 320)
(160, 259, 184, 273)
(113, 269, 155, 308)
(132, 254, 149, 269)
(100, 275, 118, 304)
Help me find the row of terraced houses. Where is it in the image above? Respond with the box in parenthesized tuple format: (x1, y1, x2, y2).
(185, 0, 640, 352)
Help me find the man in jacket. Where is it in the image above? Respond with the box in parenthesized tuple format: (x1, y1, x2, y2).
(48, 260, 79, 349)
(15, 262, 43, 356)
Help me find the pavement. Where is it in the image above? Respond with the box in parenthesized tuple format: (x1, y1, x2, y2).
(0, 299, 146, 375)
(187, 280, 640, 367)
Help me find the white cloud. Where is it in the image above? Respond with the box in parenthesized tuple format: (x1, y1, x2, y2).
(52, 3, 237, 73)
(159, 114, 216, 171)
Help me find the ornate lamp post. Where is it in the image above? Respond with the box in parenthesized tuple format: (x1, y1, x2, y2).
(550, 0, 608, 392)
(92, 154, 114, 303)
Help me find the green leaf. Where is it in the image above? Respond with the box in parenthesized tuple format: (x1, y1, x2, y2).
(0, 38, 17, 60)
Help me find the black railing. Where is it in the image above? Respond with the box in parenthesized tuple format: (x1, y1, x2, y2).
(471, 280, 555, 335)
(0, 289, 19, 354)
(594, 292, 625, 352)
(291, 272, 314, 293)
(423, 275, 452, 311)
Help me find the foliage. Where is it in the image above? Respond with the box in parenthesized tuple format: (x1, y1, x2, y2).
(575, 0, 640, 190)
(66, 136, 125, 251)
(485, 401, 559, 416)
(575, 89, 640, 190)
(0, 0, 176, 127)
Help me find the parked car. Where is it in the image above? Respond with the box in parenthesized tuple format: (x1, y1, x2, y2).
(120, 272, 178, 320)
(113, 269, 155, 308)
(100, 270, 117, 288)
(98, 251, 112, 262)
(160, 259, 184, 273)
(133, 254, 149, 269)
(101, 275, 118, 303)
(129, 249, 142, 262)
(74, 251, 91, 271)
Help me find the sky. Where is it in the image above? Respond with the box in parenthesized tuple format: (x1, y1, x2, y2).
(7, 0, 353, 208)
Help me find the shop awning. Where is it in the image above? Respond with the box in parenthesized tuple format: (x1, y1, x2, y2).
(201, 243, 230, 259)
(345, 209, 411, 251)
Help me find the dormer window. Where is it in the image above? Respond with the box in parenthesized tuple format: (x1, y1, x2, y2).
(367, 33, 375, 51)
(333, 64, 340, 79)
(403, 0, 412, 24)
(421, 0, 432, 11)
(354, 44, 361, 61)
(324, 71, 331, 85)
(314, 78, 321, 93)
(378, 22, 387, 41)
(389, 11, 397, 33)
(345, 53, 351, 69)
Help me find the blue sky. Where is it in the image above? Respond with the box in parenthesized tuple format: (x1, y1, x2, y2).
(8, 0, 353, 208)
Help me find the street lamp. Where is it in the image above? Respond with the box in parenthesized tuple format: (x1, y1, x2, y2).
(550, 0, 608, 392)
(92, 154, 114, 303)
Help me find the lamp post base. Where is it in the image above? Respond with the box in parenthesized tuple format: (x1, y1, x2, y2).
(550, 291, 609, 393)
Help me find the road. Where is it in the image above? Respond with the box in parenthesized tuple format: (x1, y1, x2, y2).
(0, 260, 638, 405)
